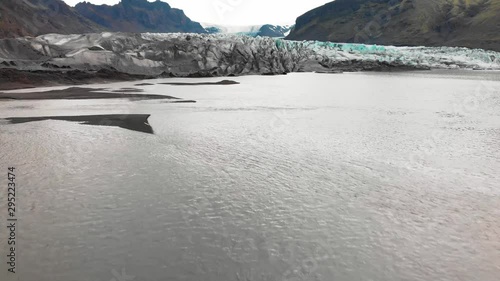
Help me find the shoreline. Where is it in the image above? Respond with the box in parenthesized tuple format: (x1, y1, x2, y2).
(0, 65, 430, 91)
(0, 68, 155, 91)
(0, 86, 181, 101)
(1, 67, 497, 92)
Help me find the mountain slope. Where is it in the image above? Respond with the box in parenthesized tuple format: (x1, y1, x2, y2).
(0, 0, 101, 38)
(75, 0, 206, 33)
(286, 0, 500, 51)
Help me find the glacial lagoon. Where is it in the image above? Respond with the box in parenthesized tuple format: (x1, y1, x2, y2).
(0, 71, 499, 281)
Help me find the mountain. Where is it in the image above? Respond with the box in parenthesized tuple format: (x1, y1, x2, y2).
(258, 24, 294, 37)
(0, 0, 101, 38)
(75, 0, 206, 33)
(286, 0, 500, 52)
(202, 23, 293, 38)
(0, 0, 206, 38)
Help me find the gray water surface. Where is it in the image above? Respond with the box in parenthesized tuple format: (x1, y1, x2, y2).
(0, 71, 499, 281)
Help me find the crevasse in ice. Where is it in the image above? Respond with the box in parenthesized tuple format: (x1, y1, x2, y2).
(142, 33, 500, 71)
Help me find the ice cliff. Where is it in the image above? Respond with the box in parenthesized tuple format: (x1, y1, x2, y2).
(1, 32, 499, 77)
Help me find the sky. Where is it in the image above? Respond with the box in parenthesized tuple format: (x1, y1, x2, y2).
(62, 0, 333, 26)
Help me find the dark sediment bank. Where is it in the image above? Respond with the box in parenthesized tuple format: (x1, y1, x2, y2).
(0, 68, 155, 91)
(170, 100, 197, 103)
(0, 69, 244, 91)
(159, 80, 240, 86)
(112, 88, 146, 93)
(5, 114, 154, 134)
(0, 63, 427, 91)
(0, 87, 180, 101)
(336, 60, 432, 72)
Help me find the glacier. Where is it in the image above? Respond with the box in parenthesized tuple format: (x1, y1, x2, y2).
(201, 23, 293, 38)
(201, 23, 265, 36)
(1, 32, 499, 79)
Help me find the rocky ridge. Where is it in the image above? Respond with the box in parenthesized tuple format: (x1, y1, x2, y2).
(287, 0, 500, 52)
(75, 0, 206, 34)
